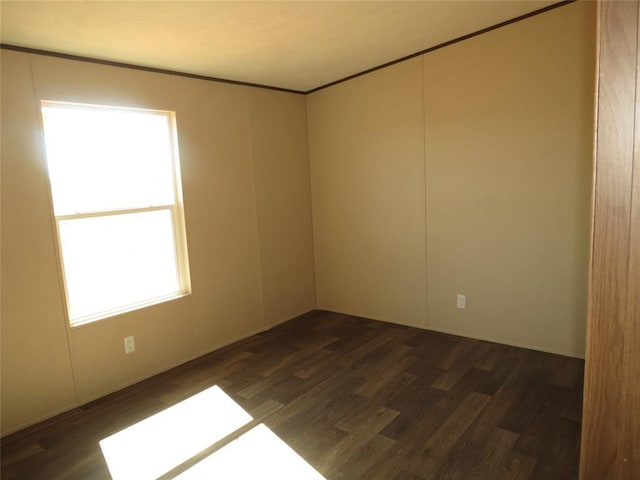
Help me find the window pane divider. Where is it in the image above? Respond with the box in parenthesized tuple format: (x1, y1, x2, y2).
(56, 204, 174, 221)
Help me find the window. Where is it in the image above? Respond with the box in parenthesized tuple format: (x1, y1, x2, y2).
(41, 101, 190, 326)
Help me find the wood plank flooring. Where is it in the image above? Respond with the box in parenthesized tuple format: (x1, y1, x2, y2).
(1, 310, 584, 479)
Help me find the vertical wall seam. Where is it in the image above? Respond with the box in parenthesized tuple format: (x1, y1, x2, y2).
(305, 94, 319, 310)
(421, 54, 430, 329)
(27, 53, 82, 405)
(246, 91, 267, 332)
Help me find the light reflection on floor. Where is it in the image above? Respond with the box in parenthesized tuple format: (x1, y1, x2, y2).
(99, 385, 325, 479)
(174, 424, 325, 479)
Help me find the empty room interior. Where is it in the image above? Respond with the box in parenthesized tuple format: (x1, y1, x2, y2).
(1, 0, 638, 479)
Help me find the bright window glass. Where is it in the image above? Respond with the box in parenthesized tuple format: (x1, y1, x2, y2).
(41, 101, 190, 326)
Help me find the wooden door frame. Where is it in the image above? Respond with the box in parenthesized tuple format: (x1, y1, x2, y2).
(579, 1, 640, 478)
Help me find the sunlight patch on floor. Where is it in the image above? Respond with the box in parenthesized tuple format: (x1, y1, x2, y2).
(174, 424, 325, 479)
(99, 384, 325, 479)
(99, 385, 252, 479)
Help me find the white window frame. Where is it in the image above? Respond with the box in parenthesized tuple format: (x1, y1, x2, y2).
(41, 101, 191, 326)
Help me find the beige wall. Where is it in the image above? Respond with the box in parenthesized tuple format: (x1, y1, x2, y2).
(1, 51, 78, 433)
(423, 1, 595, 357)
(250, 89, 316, 328)
(307, 1, 595, 356)
(1, 0, 596, 436)
(308, 58, 428, 328)
(0, 51, 315, 434)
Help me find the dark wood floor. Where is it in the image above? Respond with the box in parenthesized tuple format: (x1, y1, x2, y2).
(1, 310, 584, 479)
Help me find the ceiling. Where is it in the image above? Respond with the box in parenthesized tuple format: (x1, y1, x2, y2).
(1, 1, 558, 93)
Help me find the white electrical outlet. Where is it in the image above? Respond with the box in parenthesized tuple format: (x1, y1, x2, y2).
(456, 294, 466, 309)
(124, 336, 136, 354)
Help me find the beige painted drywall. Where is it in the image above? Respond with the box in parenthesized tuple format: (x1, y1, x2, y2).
(1, 50, 78, 432)
(307, 1, 595, 356)
(422, 1, 595, 356)
(171, 72, 264, 352)
(307, 58, 428, 328)
(0, 51, 314, 434)
(250, 89, 316, 327)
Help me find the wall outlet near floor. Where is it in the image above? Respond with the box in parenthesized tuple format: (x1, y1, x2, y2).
(456, 294, 466, 310)
(124, 336, 136, 354)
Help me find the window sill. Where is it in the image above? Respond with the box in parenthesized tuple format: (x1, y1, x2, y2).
(69, 292, 191, 328)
